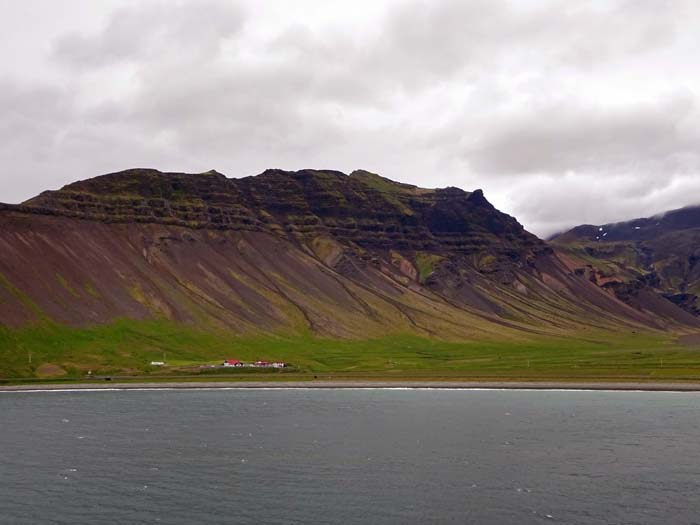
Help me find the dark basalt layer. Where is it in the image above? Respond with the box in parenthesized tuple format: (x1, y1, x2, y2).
(20, 168, 545, 258)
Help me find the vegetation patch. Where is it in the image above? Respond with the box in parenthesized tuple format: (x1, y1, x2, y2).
(415, 253, 443, 283)
(310, 237, 343, 266)
(0, 272, 47, 320)
(84, 281, 100, 298)
(56, 274, 79, 298)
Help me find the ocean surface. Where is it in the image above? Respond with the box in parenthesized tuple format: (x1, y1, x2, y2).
(1, 389, 699, 524)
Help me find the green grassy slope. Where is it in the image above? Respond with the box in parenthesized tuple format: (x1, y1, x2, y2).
(2, 318, 699, 382)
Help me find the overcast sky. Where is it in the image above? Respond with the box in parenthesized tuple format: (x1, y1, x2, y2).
(1, 0, 699, 237)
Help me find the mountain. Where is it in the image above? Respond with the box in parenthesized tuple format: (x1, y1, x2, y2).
(551, 205, 700, 317)
(1, 168, 698, 377)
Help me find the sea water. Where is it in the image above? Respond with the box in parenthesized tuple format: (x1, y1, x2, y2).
(1, 389, 699, 524)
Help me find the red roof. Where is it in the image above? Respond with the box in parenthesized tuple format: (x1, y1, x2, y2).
(224, 360, 241, 364)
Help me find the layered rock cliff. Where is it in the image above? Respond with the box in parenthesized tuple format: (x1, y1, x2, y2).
(21, 168, 544, 257)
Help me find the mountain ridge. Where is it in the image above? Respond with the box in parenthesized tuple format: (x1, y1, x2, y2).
(552, 204, 700, 318)
(11, 168, 549, 278)
(551, 203, 700, 243)
(1, 168, 699, 378)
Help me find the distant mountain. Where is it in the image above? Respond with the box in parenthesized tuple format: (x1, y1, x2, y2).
(551, 205, 700, 317)
(1, 168, 698, 376)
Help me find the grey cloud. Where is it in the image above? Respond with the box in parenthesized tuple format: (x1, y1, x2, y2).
(463, 95, 700, 176)
(261, 0, 683, 104)
(0, 81, 74, 169)
(53, 1, 246, 69)
(505, 173, 700, 238)
(366, 0, 686, 87)
(50, 0, 694, 115)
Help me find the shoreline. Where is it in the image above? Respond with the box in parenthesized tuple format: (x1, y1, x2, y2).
(3, 380, 700, 392)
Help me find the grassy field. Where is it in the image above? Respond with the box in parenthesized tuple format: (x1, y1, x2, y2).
(2, 319, 700, 383)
